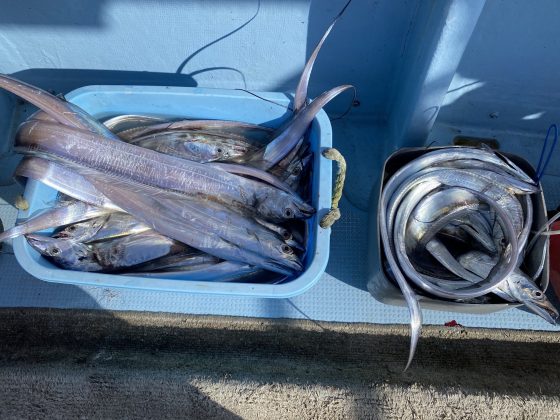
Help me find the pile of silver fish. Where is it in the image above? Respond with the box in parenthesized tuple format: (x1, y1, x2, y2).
(379, 147, 559, 369)
(0, 1, 353, 282)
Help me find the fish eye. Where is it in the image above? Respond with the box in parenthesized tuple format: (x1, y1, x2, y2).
(281, 244, 293, 255)
(216, 147, 223, 154)
(293, 167, 301, 175)
(534, 291, 543, 298)
(284, 208, 294, 218)
(68, 225, 76, 232)
(51, 247, 60, 255)
(281, 230, 292, 240)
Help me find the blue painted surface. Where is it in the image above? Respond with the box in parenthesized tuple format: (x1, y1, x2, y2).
(387, 0, 486, 148)
(438, 0, 560, 133)
(0, 0, 422, 118)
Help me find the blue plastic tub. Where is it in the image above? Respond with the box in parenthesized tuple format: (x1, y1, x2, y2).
(12, 85, 333, 297)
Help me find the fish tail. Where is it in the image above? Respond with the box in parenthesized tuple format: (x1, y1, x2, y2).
(262, 85, 355, 169)
(293, 0, 353, 113)
(403, 296, 422, 372)
(0, 74, 74, 127)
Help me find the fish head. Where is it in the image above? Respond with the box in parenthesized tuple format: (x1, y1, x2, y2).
(214, 144, 248, 162)
(220, 139, 252, 162)
(183, 141, 224, 162)
(26, 234, 101, 271)
(183, 138, 248, 162)
(262, 250, 303, 275)
(287, 159, 304, 176)
(283, 160, 306, 186)
(522, 294, 559, 325)
(509, 276, 559, 325)
(26, 234, 76, 257)
(54, 216, 108, 241)
(275, 242, 304, 270)
(289, 153, 312, 174)
(285, 199, 316, 221)
(255, 189, 315, 221)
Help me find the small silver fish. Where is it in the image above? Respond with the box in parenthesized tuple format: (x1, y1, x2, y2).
(27, 231, 185, 272)
(54, 213, 151, 243)
(131, 131, 255, 163)
(0, 201, 112, 243)
(94, 231, 185, 271)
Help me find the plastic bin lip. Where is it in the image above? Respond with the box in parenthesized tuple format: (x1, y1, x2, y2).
(13, 84, 333, 298)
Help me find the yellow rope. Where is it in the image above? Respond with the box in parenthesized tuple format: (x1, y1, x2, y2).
(320, 148, 346, 229)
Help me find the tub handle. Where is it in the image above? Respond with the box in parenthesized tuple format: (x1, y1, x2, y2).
(320, 147, 346, 229)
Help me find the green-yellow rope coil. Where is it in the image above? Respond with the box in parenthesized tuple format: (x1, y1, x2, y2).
(320, 148, 346, 229)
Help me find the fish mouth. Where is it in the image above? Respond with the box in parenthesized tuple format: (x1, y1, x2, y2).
(297, 202, 316, 218)
(523, 299, 559, 325)
(53, 231, 70, 239)
(25, 233, 51, 253)
(290, 229, 305, 245)
(264, 257, 303, 276)
(230, 145, 250, 156)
